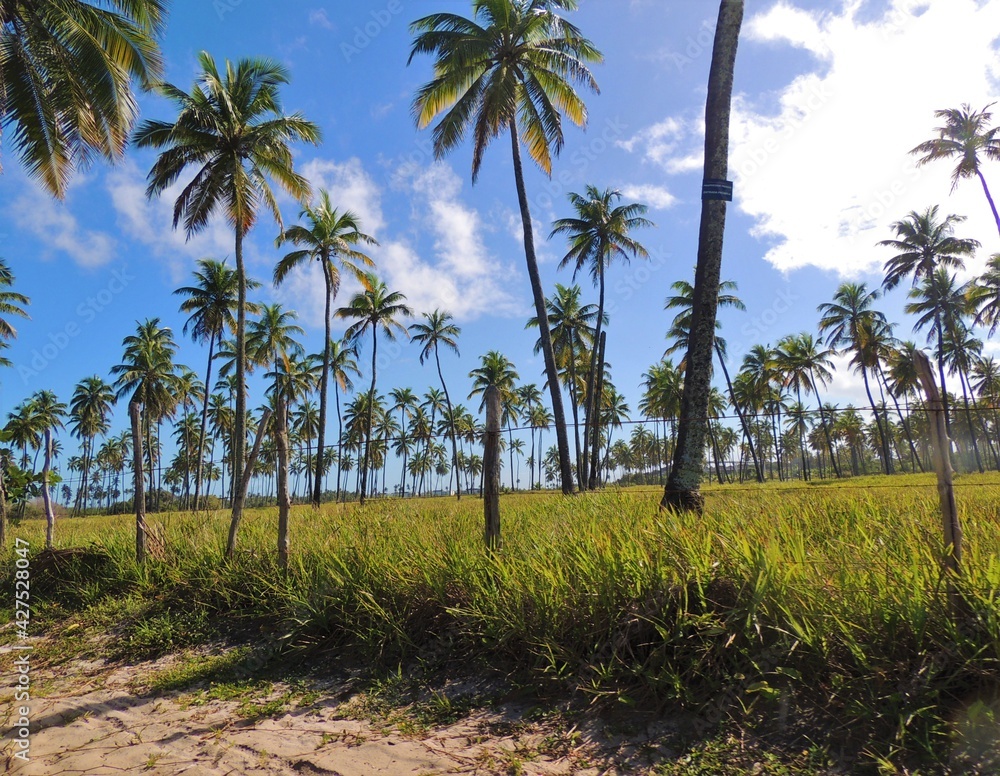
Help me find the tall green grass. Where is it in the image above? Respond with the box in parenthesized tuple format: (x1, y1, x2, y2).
(6, 474, 1000, 770)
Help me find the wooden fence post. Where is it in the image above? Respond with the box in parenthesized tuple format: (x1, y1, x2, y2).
(913, 350, 962, 599)
(483, 386, 502, 551)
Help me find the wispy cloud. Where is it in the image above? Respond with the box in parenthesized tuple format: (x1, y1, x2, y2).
(7, 186, 117, 268)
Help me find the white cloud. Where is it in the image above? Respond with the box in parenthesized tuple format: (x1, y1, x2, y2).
(732, 0, 1000, 276)
(275, 158, 522, 329)
(300, 157, 385, 234)
(618, 115, 705, 173)
(308, 8, 334, 30)
(619, 1, 1000, 279)
(621, 184, 678, 210)
(106, 162, 235, 281)
(7, 187, 116, 268)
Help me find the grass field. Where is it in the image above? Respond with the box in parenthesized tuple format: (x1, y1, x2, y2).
(4, 474, 1000, 773)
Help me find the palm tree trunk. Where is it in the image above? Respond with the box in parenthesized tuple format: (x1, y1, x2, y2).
(976, 168, 1000, 237)
(860, 364, 892, 475)
(41, 430, 56, 550)
(588, 330, 608, 488)
(809, 375, 842, 478)
(566, 338, 584, 491)
(934, 314, 953, 439)
(583, 271, 606, 490)
(662, 0, 744, 512)
(509, 119, 574, 495)
(276, 398, 291, 569)
(231, 225, 248, 546)
(434, 346, 461, 500)
(716, 342, 763, 482)
(313, 257, 333, 507)
(360, 328, 378, 505)
(129, 400, 147, 563)
(958, 368, 985, 473)
(879, 363, 924, 473)
(335, 381, 343, 503)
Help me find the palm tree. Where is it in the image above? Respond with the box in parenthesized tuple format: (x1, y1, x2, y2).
(69, 376, 115, 515)
(879, 206, 978, 436)
(906, 268, 979, 466)
(662, 0, 745, 512)
(665, 276, 764, 483)
(276, 193, 377, 507)
(335, 274, 412, 504)
(409, 309, 463, 499)
(469, 352, 519, 437)
(175, 258, 261, 510)
(328, 339, 361, 502)
(527, 284, 600, 490)
(0, 259, 30, 340)
(29, 391, 66, 548)
(111, 319, 181, 512)
(911, 104, 1000, 236)
(550, 186, 652, 488)
(389, 388, 418, 496)
(409, 0, 602, 495)
(774, 333, 841, 478)
(1, 0, 165, 197)
(970, 253, 1000, 336)
(135, 51, 320, 536)
(817, 283, 893, 474)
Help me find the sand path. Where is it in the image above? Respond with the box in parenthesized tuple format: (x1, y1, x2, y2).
(1, 640, 676, 776)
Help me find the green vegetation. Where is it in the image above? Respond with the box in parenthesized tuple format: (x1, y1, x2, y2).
(5, 477, 1000, 772)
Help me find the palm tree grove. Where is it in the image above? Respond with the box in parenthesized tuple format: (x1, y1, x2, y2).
(4, 1, 1000, 773)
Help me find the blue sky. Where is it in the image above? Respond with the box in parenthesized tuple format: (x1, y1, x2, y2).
(3, 0, 1000, 474)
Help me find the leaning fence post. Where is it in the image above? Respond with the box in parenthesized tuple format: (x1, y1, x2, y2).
(483, 386, 502, 551)
(913, 350, 962, 603)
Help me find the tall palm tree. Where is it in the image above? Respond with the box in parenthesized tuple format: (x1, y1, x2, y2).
(111, 319, 181, 509)
(911, 104, 1000, 236)
(663, 0, 745, 512)
(175, 258, 261, 510)
(774, 333, 841, 478)
(665, 276, 764, 483)
(1, 0, 165, 196)
(69, 376, 115, 515)
(172, 367, 204, 508)
(879, 205, 978, 435)
(409, 309, 463, 499)
(526, 284, 600, 490)
(409, 0, 602, 495)
(389, 387, 418, 496)
(469, 352, 519, 419)
(135, 51, 320, 535)
(906, 268, 978, 466)
(817, 282, 893, 474)
(335, 273, 412, 504)
(276, 193, 377, 507)
(328, 339, 361, 502)
(29, 390, 66, 548)
(550, 186, 652, 488)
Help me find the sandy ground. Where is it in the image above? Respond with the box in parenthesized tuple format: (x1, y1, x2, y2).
(1, 638, 678, 776)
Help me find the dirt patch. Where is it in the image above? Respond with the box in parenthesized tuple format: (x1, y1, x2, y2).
(0, 637, 680, 775)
